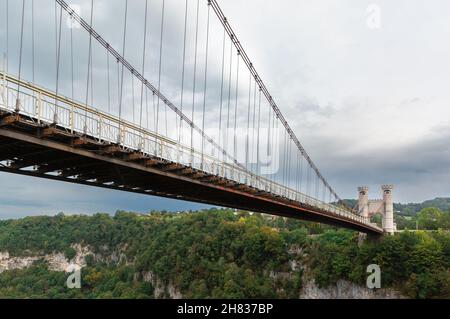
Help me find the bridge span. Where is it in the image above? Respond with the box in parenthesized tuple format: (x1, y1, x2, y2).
(0, 72, 382, 235)
(0, 0, 386, 235)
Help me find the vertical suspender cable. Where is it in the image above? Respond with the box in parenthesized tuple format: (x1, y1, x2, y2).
(282, 129, 287, 186)
(56, 0, 245, 179)
(271, 111, 277, 184)
(251, 81, 256, 167)
(54, 4, 63, 122)
(31, 0, 35, 85)
(201, 2, 211, 170)
(145, 87, 149, 130)
(316, 172, 319, 200)
(190, 0, 200, 165)
(16, 0, 26, 111)
(54, 1, 57, 83)
(107, 49, 110, 112)
(145, 88, 149, 130)
(117, 60, 120, 113)
(224, 40, 233, 170)
(17, 0, 26, 84)
(267, 97, 271, 156)
(156, 0, 165, 142)
(70, 10, 75, 101)
(299, 152, 304, 194)
(307, 165, 311, 197)
(233, 50, 239, 178)
(274, 116, 279, 184)
(218, 28, 226, 172)
(178, 0, 188, 147)
(287, 138, 292, 189)
(90, 43, 94, 107)
(5, 0, 8, 74)
(285, 137, 289, 189)
(56, 6, 63, 94)
(139, 0, 149, 148)
(209, 0, 346, 209)
(245, 73, 251, 173)
(256, 88, 261, 177)
(132, 74, 135, 123)
(118, 0, 129, 143)
(296, 150, 300, 193)
(84, 0, 94, 133)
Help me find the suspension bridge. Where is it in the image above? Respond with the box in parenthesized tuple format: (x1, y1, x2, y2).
(0, 0, 384, 234)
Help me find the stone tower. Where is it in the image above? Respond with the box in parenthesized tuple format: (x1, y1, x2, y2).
(357, 185, 396, 234)
(382, 185, 395, 234)
(357, 186, 369, 218)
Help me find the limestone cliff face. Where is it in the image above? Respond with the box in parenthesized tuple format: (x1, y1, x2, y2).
(0, 244, 89, 273)
(0, 245, 183, 299)
(299, 279, 406, 299)
(0, 245, 404, 299)
(285, 246, 407, 299)
(141, 271, 182, 299)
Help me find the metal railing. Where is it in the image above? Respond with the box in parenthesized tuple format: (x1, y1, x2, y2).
(0, 71, 381, 231)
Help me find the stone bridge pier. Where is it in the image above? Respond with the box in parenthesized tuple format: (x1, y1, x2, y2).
(357, 185, 396, 234)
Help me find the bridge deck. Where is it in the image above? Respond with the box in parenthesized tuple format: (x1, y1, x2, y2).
(0, 72, 382, 235)
(0, 111, 382, 234)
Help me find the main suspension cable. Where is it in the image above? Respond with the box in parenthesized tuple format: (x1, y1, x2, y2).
(55, 0, 245, 173)
(209, 0, 346, 207)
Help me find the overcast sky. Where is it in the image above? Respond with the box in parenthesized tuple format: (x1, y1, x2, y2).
(1, 0, 450, 219)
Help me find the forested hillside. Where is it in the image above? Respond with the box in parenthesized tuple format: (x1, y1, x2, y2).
(395, 198, 450, 216)
(343, 198, 450, 230)
(343, 198, 450, 216)
(0, 209, 449, 299)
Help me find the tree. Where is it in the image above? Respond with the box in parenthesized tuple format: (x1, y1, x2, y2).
(417, 207, 443, 230)
(64, 247, 77, 261)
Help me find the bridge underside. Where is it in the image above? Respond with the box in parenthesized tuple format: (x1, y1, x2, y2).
(0, 111, 382, 235)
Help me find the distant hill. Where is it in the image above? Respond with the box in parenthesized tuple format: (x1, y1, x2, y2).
(343, 198, 450, 216)
(395, 198, 450, 216)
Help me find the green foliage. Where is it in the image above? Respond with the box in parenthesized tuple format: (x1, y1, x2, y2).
(370, 214, 382, 227)
(394, 207, 450, 231)
(308, 229, 450, 298)
(0, 209, 448, 299)
(346, 197, 450, 230)
(0, 209, 304, 299)
(64, 247, 77, 261)
(417, 208, 444, 230)
(395, 198, 450, 216)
